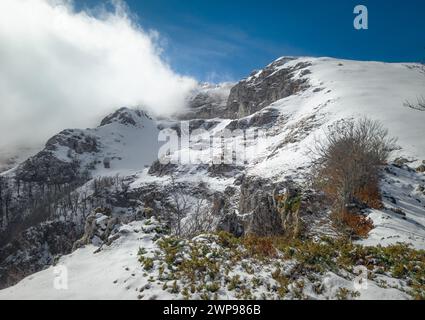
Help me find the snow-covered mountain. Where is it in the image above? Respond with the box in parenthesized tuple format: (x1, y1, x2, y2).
(0, 57, 424, 300)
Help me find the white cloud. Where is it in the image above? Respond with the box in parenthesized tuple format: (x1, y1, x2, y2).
(0, 0, 197, 152)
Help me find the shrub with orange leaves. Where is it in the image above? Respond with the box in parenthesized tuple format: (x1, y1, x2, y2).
(342, 211, 374, 238)
(355, 179, 383, 209)
(312, 118, 396, 233)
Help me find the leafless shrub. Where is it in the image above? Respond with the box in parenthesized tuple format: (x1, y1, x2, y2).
(404, 96, 425, 111)
(181, 198, 216, 238)
(167, 176, 214, 238)
(312, 118, 397, 224)
(167, 176, 189, 237)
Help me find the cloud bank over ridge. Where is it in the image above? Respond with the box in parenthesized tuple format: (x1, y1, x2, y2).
(0, 0, 197, 151)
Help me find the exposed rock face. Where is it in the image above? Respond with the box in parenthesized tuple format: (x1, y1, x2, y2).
(225, 108, 280, 131)
(239, 177, 285, 236)
(188, 119, 220, 132)
(224, 58, 311, 118)
(46, 130, 98, 155)
(237, 176, 327, 238)
(73, 209, 121, 251)
(100, 107, 150, 127)
(179, 59, 311, 121)
(274, 186, 303, 239)
(158, 119, 220, 137)
(148, 160, 178, 177)
(217, 212, 244, 237)
(247, 193, 285, 237)
(178, 83, 233, 120)
(207, 164, 245, 178)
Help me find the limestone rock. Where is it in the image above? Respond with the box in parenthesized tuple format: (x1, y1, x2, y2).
(224, 59, 311, 118)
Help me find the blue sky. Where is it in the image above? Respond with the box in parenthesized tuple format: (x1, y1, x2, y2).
(76, 0, 425, 82)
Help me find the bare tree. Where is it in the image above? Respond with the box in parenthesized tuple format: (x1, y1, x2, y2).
(168, 176, 189, 237)
(167, 176, 214, 238)
(181, 198, 215, 238)
(312, 118, 397, 221)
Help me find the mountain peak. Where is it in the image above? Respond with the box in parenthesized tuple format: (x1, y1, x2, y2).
(99, 107, 151, 127)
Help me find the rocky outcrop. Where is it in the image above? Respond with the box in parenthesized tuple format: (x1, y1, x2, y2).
(225, 108, 280, 131)
(73, 209, 121, 251)
(158, 119, 220, 137)
(274, 187, 304, 239)
(179, 58, 311, 121)
(416, 162, 425, 173)
(46, 130, 98, 154)
(239, 177, 285, 236)
(148, 160, 179, 177)
(217, 212, 244, 237)
(224, 58, 311, 118)
(237, 176, 327, 238)
(100, 107, 150, 127)
(393, 157, 412, 168)
(178, 83, 233, 120)
(207, 163, 245, 178)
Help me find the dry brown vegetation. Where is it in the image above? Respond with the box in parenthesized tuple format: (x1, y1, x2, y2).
(312, 118, 396, 235)
(243, 235, 277, 258)
(341, 211, 374, 237)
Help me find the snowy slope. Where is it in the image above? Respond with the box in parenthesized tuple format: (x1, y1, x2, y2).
(136, 57, 425, 249)
(243, 57, 425, 248)
(360, 165, 425, 249)
(0, 218, 411, 300)
(246, 57, 425, 179)
(1, 57, 424, 299)
(0, 107, 162, 179)
(63, 108, 163, 177)
(0, 220, 163, 300)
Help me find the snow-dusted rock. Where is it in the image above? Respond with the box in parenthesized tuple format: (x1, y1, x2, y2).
(1, 56, 425, 298)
